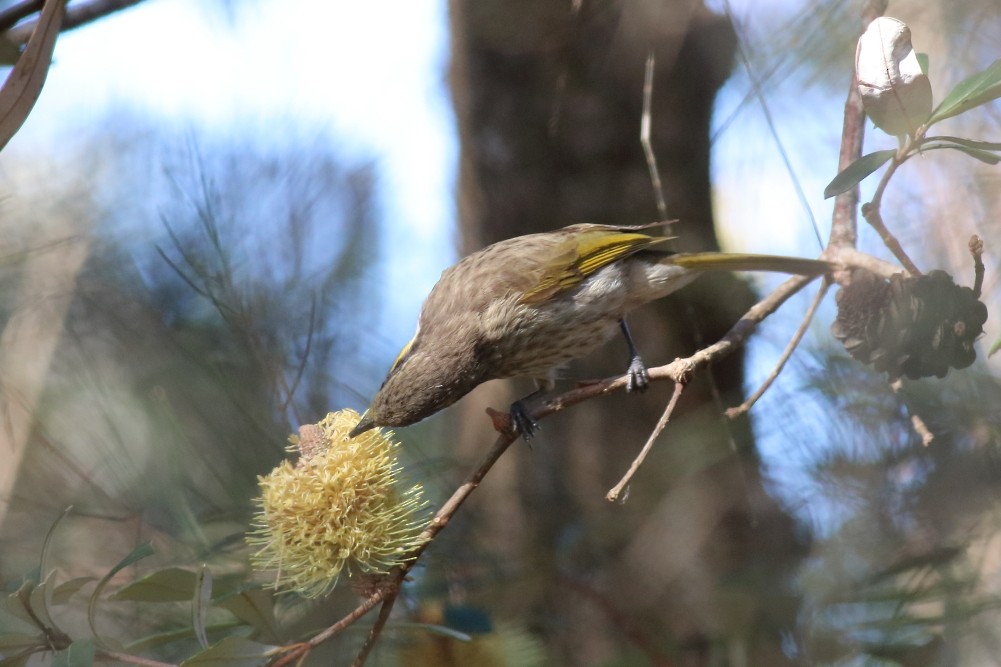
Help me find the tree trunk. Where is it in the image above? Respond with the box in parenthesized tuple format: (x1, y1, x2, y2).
(447, 1, 807, 664)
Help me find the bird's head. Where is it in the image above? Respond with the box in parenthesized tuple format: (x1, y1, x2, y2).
(350, 339, 484, 438)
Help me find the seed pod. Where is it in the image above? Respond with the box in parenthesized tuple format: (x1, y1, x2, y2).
(856, 17, 932, 136)
(832, 270, 988, 380)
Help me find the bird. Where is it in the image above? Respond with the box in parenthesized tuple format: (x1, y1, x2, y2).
(350, 223, 831, 439)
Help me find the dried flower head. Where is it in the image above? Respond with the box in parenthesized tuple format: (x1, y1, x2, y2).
(248, 409, 428, 598)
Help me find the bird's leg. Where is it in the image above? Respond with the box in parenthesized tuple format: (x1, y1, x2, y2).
(509, 378, 552, 442)
(619, 318, 649, 393)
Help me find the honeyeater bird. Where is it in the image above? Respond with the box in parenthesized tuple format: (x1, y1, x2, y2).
(350, 223, 831, 438)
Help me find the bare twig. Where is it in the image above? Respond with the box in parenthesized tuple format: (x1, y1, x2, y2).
(606, 382, 684, 503)
(890, 379, 934, 446)
(351, 594, 400, 667)
(726, 277, 830, 418)
(640, 51, 668, 221)
(859, 137, 922, 276)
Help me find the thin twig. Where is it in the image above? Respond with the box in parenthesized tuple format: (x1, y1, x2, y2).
(350, 594, 400, 667)
(606, 382, 684, 503)
(640, 51, 668, 221)
(859, 138, 922, 276)
(726, 277, 830, 418)
(890, 379, 934, 446)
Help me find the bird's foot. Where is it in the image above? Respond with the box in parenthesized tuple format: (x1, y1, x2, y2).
(509, 399, 539, 442)
(626, 355, 650, 393)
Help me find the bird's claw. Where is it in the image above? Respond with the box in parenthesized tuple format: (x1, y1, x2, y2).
(509, 400, 539, 442)
(626, 355, 650, 393)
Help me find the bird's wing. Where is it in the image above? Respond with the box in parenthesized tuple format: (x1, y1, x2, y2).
(519, 228, 674, 304)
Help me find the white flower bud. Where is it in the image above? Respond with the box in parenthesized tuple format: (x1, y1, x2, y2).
(856, 17, 932, 136)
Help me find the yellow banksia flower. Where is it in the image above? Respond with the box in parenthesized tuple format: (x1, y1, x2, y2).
(248, 409, 429, 598)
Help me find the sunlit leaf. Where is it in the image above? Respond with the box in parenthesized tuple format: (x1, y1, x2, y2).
(989, 335, 1001, 357)
(179, 637, 280, 667)
(916, 52, 929, 76)
(928, 57, 1001, 124)
(823, 149, 896, 198)
(111, 567, 197, 602)
(51, 639, 95, 667)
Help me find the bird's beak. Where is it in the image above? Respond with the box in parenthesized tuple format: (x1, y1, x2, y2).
(349, 415, 376, 439)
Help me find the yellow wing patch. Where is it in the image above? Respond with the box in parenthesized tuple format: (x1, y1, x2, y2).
(520, 230, 673, 304)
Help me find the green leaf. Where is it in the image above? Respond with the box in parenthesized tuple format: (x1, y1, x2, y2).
(989, 335, 1001, 357)
(51, 639, 95, 667)
(216, 589, 280, 641)
(929, 57, 1001, 124)
(823, 149, 897, 198)
(916, 52, 929, 76)
(52, 577, 97, 606)
(193, 566, 212, 650)
(923, 135, 1001, 151)
(88, 543, 155, 646)
(179, 637, 280, 667)
(111, 568, 197, 602)
(919, 143, 1001, 165)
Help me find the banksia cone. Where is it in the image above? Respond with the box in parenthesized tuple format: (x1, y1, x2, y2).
(248, 409, 428, 598)
(832, 270, 988, 380)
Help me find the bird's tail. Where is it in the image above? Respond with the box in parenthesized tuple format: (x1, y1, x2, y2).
(666, 252, 832, 276)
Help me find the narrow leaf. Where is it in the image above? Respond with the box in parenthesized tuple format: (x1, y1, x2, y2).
(27, 570, 59, 632)
(111, 568, 197, 602)
(124, 623, 243, 654)
(823, 149, 896, 198)
(87, 543, 154, 646)
(179, 637, 280, 667)
(929, 57, 1001, 124)
(193, 566, 212, 650)
(0, 0, 65, 151)
(916, 52, 929, 76)
(919, 143, 1001, 165)
(923, 135, 1001, 151)
(989, 335, 1001, 357)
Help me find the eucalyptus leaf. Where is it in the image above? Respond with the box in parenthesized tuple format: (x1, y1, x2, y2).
(823, 149, 896, 199)
(928, 57, 1001, 124)
(179, 637, 280, 667)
